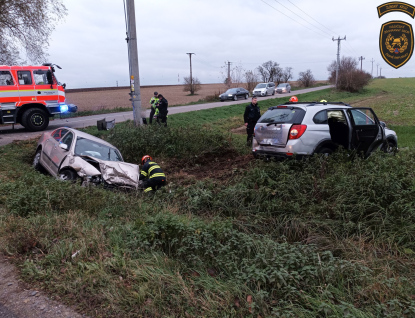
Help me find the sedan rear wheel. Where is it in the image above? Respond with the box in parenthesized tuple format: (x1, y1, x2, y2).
(33, 149, 45, 172)
(245, 94, 248, 99)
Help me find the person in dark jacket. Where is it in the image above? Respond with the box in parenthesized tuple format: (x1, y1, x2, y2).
(244, 97, 261, 145)
(139, 155, 166, 193)
(156, 94, 168, 126)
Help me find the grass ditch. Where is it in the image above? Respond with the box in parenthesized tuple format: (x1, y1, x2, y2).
(0, 78, 415, 317)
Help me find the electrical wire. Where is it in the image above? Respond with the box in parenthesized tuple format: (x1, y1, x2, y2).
(259, 0, 329, 39)
(272, 0, 332, 37)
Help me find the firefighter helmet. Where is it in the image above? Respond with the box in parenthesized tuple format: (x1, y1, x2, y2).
(141, 155, 152, 165)
(289, 96, 298, 102)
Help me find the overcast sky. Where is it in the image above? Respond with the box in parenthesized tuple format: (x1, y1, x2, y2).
(47, 0, 415, 88)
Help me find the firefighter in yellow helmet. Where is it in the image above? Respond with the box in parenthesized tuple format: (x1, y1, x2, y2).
(139, 155, 166, 192)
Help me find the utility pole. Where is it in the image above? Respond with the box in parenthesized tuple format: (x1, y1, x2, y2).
(377, 63, 379, 77)
(332, 36, 346, 88)
(370, 58, 375, 77)
(380, 67, 382, 77)
(125, 0, 142, 126)
(358, 56, 365, 71)
(227, 61, 232, 88)
(186, 53, 195, 94)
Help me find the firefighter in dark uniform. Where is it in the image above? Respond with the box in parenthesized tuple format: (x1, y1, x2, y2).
(155, 94, 168, 126)
(139, 155, 166, 193)
(244, 96, 261, 146)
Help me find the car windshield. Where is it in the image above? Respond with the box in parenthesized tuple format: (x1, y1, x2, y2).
(255, 84, 266, 88)
(277, 84, 287, 87)
(74, 137, 123, 161)
(225, 88, 238, 94)
(259, 108, 305, 124)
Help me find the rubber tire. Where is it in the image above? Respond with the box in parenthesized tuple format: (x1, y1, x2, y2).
(58, 169, 78, 182)
(233, 95, 238, 101)
(382, 139, 397, 154)
(22, 108, 49, 132)
(288, 89, 291, 93)
(245, 94, 248, 99)
(316, 147, 333, 156)
(33, 149, 45, 172)
(272, 90, 275, 95)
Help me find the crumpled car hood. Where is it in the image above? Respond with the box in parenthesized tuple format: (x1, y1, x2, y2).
(61, 155, 140, 189)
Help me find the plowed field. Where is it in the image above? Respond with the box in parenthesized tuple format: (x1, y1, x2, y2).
(65, 83, 227, 112)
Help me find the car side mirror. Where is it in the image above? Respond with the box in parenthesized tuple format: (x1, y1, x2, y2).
(62, 83, 66, 89)
(59, 143, 68, 151)
(380, 121, 386, 128)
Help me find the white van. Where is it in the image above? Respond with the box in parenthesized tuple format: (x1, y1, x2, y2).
(252, 82, 275, 97)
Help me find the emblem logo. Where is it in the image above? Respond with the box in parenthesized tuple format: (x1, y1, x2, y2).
(379, 20, 414, 68)
(377, 2, 415, 18)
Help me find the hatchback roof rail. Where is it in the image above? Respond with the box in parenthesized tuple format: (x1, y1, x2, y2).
(283, 101, 350, 106)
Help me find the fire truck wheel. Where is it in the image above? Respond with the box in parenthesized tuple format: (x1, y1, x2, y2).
(22, 108, 49, 132)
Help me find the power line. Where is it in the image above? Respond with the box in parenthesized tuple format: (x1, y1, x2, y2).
(259, 0, 329, 39)
(287, 0, 335, 34)
(273, 0, 332, 37)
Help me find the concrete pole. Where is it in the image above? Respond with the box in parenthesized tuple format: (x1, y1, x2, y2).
(186, 53, 195, 94)
(332, 36, 346, 88)
(126, 0, 142, 126)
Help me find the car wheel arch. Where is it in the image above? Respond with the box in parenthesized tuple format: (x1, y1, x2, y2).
(313, 140, 337, 155)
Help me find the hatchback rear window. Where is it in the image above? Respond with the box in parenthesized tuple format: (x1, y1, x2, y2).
(258, 107, 306, 124)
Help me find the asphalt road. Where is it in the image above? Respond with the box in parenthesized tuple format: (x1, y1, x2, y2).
(0, 85, 333, 146)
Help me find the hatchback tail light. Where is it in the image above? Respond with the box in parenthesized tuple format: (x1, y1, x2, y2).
(289, 125, 307, 139)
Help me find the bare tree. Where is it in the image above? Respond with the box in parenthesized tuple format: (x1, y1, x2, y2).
(220, 62, 245, 88)
(327, 57, 371, 92)
(297, 69, 315, 87)
(282, 67, 293, 83)
(244, 70, 258, 92)
(183, 76, 201, 94)
(0, 0, 67, 64)
(257, 60, 282, 83)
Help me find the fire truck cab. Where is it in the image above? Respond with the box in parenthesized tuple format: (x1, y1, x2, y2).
(0, 63, 77, 131)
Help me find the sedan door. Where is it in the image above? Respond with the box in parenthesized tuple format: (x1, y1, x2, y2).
(346, 108, 385, 156)
(41, 128, 69, 173)
(48, 131, 74, 175)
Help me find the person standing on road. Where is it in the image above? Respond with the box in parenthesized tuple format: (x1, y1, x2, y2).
(244, 97, 261, 146)
(149, 91, 159, 124)
(156, 94, 168, 127)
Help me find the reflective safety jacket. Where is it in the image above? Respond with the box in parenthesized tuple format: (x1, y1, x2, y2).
(139, 161, 166, 181)
(149, 97, 159, 109)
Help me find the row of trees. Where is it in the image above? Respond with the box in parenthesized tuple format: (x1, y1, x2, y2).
(183, 57, 371, 94)
(221, 60, 316, 93)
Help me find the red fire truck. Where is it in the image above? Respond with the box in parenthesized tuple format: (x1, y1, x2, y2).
(0, 63, 77, 131)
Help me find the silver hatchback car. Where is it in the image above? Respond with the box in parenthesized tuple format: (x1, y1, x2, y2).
(252, 101, 398, 159)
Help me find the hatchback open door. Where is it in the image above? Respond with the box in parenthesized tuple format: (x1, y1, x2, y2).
(346, 108, 385, 156)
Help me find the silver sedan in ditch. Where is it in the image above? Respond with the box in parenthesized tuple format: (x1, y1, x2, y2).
(33, 127, 140, 189)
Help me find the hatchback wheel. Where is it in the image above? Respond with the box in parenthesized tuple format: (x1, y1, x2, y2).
(33, 149, 45, 172)
(316, 147, 333, 157)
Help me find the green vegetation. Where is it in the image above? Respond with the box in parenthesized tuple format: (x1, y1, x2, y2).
(0, 78, 415, 317)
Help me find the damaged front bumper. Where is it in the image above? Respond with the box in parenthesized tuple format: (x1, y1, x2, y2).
(61, 155, 140, 190)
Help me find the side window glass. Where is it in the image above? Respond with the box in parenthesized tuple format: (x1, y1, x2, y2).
(313, 110, 328, 124)
(0, 71, 14, 86)
(52, 129, 69, 141)
(60, 132, 73, 148)
(350, 109, 376, 125)
(17, 71, 33, 85)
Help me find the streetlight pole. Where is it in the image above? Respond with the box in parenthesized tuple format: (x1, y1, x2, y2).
(125, 0, 142, 126)
(186, 53, 195, 94)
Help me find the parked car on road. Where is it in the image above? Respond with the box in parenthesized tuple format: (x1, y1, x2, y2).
(33, 127, 140, 189)
(219, 88, 250, 101)
(252, 82, 275, 97)
(252, 101, 398, 159)
(275, 83, 291, 94)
